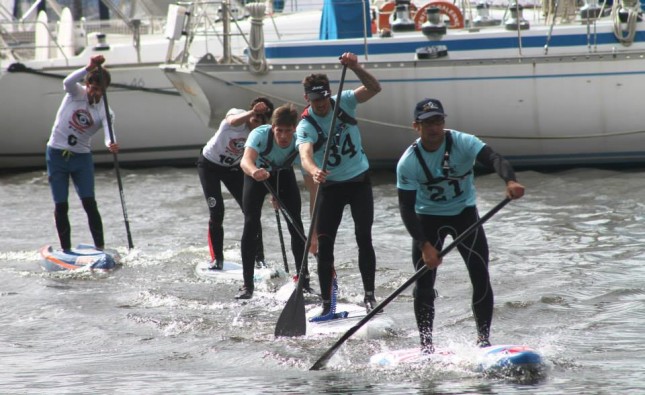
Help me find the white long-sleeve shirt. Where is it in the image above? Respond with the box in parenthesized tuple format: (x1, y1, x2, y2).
(46, 67, 115, 153)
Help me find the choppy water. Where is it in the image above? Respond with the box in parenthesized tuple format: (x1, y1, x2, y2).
(1, 166, 644, 394)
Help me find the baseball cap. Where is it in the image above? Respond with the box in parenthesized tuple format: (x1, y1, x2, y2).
(414, 98, 446, 120)
(305, 84, 331, 100)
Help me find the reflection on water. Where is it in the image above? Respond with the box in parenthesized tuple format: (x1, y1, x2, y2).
(1, 167, 645, 393)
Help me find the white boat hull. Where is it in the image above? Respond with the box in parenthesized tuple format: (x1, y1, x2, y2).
(164, 50, 645, 168)
(0, 63, 210, 169)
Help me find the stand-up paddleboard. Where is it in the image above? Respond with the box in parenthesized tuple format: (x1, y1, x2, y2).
(370, 344, 545, 377)
(306, 302, 394, 338)
(195, 260, 284, 284)
(39, 244, 120, 272)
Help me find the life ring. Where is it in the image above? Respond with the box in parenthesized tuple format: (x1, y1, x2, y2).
(377, 1, 419, 31)
(414, 1, 464, 30)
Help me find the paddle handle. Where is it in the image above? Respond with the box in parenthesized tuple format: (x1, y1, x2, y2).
(309, 197, 512, 370)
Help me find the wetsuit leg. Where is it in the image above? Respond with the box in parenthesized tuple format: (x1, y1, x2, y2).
(197, 155, 226, 262)
(412, 237, 439, 352)
(241, 175, 266, 290)
(454, 207, 493, 343)
(348, 180, 376, 294)
(224, 165, 265, 263)
(54, 202, 72, 251)
(70, 152, 101, 248)
(81, 197, 104, 249)
(272, 170, 305, 269)
(315, 184, 345, 303)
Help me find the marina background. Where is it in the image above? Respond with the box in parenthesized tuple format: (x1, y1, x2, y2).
(1, 166, 644, 393)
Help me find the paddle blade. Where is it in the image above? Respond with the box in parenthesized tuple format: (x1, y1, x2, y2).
(274, 287, 306, 337)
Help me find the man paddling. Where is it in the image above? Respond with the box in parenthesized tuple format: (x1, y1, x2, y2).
(45, 55, 118, 252)
(237, 104, 316, 299)
(296, 52, 382, 319)
(396, 98, 525, 353)
(197, 97, 274, 270)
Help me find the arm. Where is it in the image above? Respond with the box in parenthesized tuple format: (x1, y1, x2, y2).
(101, 110, 119, 153)
(240, 147, 270, 181)
(398, 188, 441, 269)
(298, 142, 328, 183)
(227, 101, 270, 127)
(476, 145, 525, 200)
(340, 52, 381, 103)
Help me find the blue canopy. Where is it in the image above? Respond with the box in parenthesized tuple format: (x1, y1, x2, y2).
(319, 0, 372, 40)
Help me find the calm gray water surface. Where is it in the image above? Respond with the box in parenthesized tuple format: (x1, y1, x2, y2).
(1, 166, 644, 394)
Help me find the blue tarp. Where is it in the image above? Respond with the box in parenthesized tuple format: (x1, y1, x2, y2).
(319, 0, 372, 40)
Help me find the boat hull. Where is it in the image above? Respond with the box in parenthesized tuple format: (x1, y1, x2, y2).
(0, 64, 211, 170)
(164, 49, 645, 168)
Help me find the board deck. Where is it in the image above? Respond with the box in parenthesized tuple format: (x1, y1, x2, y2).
(39, 244, 119, 272)
(370, 344, 545, 377)
(195, 260, 283, 283)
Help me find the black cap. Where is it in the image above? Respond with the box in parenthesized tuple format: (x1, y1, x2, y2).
(414, 98, 446, 120)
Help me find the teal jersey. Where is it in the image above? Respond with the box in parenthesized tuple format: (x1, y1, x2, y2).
(396, 130, 485, 216)
(295, 90, 369, 181)
(245, 125, 300, 171)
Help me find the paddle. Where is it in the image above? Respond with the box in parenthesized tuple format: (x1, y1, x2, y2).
(274, 208, 290, 273)
(262, 180, 306, 243)
(309, 197, 512, 370)
(98, 65, 134, 250)
(274, 63, 349, 337)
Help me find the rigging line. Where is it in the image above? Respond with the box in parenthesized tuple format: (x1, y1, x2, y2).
(7, 63, 180, 96)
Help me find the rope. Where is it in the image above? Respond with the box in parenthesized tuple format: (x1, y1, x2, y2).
(611, 0, 640, 46)
(245, 3, 268, 75)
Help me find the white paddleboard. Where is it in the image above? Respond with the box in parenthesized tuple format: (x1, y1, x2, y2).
(306, 302, 394, 338)
(195, 260, 286, 289)
(370, 344, 545, 377)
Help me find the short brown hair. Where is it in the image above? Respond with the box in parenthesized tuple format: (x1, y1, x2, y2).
(271, 103, 299, 127)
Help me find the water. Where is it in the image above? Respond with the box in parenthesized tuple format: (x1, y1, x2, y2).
(1, 166, 644, 394)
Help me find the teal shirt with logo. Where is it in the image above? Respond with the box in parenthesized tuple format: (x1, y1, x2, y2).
(295, 90, 369, 181)
(396, 130, 485, 216)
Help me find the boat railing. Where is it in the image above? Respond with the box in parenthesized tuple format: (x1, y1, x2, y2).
(0, 10, 170, 66)
(0, 19, 69, 64)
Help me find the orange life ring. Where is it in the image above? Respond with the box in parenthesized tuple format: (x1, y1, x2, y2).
(414, 1, 464, 30)
(377, 1, 419, 31)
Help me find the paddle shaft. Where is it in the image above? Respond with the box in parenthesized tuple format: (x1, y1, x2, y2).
(274, 208, 290, 273)
(263, 181, 306, 242)
(309, 197, 512, 370)
(98, 65, 134, 250)
(274, 64, 348, 337)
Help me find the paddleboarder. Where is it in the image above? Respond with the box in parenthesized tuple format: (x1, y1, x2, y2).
(197, 97, 274, 270)
(45, 55, 118, 252)
(237, 104, 315, 299)
(396, 98, 525, 353)
(296, 52, 382, 319)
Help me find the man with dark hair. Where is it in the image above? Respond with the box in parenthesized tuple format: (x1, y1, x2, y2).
(197, 97, 274, 270)
(397, 98, 525, 353)
(237, 104, 314, 299)
(46, 54, 119, 252)
(296, 52, 382, 319)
